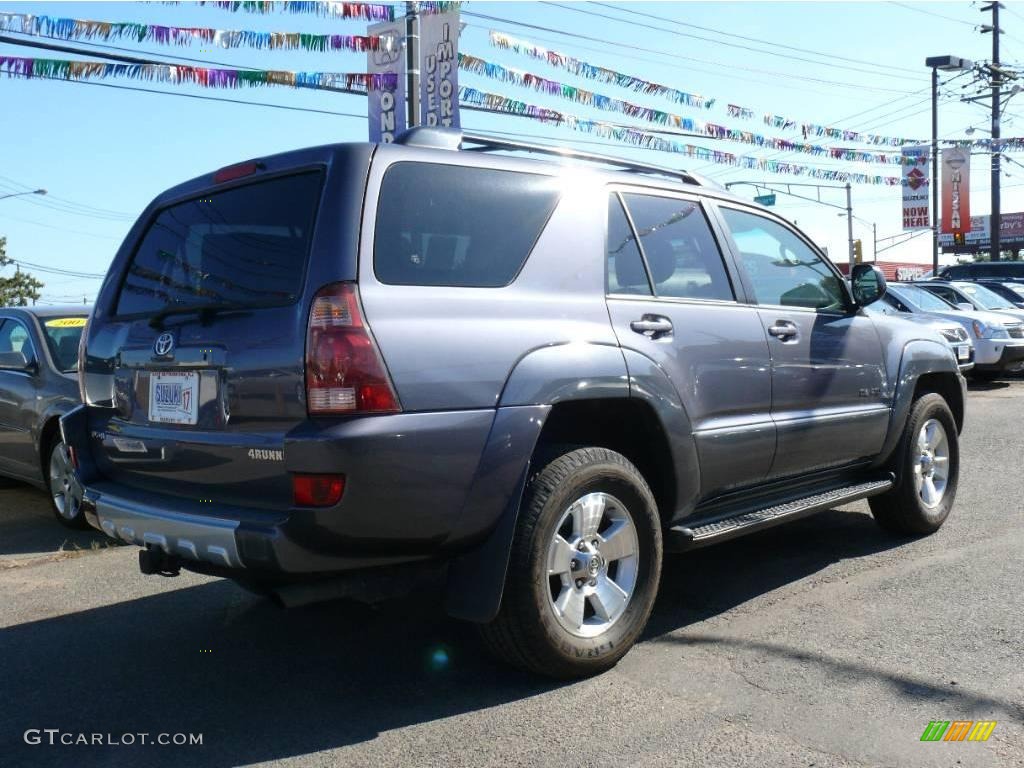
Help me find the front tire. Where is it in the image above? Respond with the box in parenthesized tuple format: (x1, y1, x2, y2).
(869, 393, 959, 535)
(48, 439, 88, 530)
(479, 447, 662, 678)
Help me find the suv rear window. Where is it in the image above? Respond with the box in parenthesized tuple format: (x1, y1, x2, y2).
(115, 172, 323, 316)
(374, 163, 560, 287)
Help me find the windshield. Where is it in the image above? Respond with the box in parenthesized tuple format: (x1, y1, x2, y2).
(41, 317, 87, 372)
(1005, 283, 1024, 299)
(891, 285, 957, 312)
(954, 282, 1016, 310)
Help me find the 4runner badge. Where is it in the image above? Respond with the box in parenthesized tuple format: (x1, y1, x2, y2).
(248, 449, 283, 462)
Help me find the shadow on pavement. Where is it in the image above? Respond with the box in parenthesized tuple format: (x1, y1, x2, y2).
(0, 483, 111, 558)
(0, 506, 945, 766)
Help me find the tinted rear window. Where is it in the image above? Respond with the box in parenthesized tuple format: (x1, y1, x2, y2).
(115, 172, 323, 316)
(374, 163, 560, 287)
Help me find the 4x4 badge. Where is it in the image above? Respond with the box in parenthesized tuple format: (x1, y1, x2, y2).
(153, 332, 175, 357)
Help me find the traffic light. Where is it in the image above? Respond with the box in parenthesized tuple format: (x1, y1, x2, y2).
(953, 232, 966, 246)
(853, 239, 863, 263)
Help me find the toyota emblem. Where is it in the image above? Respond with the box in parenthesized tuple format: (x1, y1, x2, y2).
(153, 332, 175, 357)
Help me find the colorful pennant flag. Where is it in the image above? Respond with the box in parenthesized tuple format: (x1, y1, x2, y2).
(167, 1, 396, 22)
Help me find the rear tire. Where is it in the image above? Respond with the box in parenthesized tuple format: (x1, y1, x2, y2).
(479, 447, 662, 679)
(47, 438, 89, 530)
(869, 393, 959, 535)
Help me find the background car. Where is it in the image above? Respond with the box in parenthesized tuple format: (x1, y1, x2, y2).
(0, 306, 89, 528)
(883, 284, 1024, 379)
(937, 261, 1024, 282)
(975, 279, 1024, 309)
(864, 301, 974, 373)
(913, 279, 1024, 324)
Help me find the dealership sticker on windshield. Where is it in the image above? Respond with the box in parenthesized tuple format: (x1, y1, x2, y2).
(45, 318, 87, 328)
(149, 371, 199, 426)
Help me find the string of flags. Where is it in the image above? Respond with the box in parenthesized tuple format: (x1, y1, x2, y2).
(162, 1, 396, 22)
(458, 53, 918, 166)
(488, 30, 713, 111)
(0, 55, 396, 91)
(0, 12, 380, 53)
(459, 87, 902, 186)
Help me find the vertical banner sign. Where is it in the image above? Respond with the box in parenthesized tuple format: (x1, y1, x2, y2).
(901, 146, 930, 230)
(419, 10, 460, 128)
(941, 147, 971, 234)
(367, 19, 406, 143)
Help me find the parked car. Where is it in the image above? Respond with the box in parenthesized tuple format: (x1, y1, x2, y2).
(63, 129, 966, 678)
(912, 279, 1024, 324)
(975, 279, 1024, 309)
(0, 306, 89, 527)
(863, 301, 974, 373)
(884, 284, 1024, 379)
(937, 260, 1024, 281)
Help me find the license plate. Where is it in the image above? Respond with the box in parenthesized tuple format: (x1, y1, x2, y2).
(148, 371, 199, 425)
(956, 345, 970, 361)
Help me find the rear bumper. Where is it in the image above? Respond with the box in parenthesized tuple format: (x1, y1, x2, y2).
(64, 404, 547, 577)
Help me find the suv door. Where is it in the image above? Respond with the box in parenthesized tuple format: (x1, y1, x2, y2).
(715, 205, 889, 479)
(0, 317, 41, 477)
(604, 189, 775, 499)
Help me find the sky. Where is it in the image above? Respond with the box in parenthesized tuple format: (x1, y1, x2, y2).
(1, 0, 1022, 305)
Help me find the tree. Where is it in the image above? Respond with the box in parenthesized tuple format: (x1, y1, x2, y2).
(0, 237, 44, 307)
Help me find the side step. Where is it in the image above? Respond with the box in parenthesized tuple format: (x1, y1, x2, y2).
(666, 477, 894, 551)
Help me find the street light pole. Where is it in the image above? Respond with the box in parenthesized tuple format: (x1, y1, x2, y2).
(0, 189, 46, 202)
(845, 183, 854, 272)
(931, 64, 940, 274)
(982, 2, 1004, 260)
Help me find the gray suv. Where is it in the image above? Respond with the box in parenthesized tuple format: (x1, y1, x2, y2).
(63, 129, 967, 678)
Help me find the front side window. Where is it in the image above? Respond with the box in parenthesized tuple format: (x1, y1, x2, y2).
(923, 285, 963, 306)
(619, 193, 734, 301)
(0, 319, 36, 365)
(374, 164, 560, 287)
(115, 171, 323, 316)
(721, 208, 845, 311)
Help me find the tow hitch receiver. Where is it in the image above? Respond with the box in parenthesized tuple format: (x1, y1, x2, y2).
(139, 547, 181, 577)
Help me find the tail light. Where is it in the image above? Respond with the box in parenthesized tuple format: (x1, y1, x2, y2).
(293, 473, 345, 507)
(306, 283, 400, 415)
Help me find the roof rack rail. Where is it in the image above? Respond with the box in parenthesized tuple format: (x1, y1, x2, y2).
(460, 131, 702, 186)
(394, 127, 705, 187)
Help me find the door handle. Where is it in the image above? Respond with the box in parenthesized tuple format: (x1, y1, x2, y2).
(768, 321, 798, 340)
(630, 316, 674, 338)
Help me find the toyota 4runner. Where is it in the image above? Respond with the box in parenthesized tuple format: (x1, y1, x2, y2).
(63, 129, 967, 678)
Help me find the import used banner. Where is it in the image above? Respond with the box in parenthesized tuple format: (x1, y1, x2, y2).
(367, 19, 406, 143)
(941, 147, 971, 234)
(419, 10, 460, 128)
(901, 146, 930, 231)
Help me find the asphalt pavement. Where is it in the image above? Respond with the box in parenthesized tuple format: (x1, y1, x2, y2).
(1, 380, 1021, 768)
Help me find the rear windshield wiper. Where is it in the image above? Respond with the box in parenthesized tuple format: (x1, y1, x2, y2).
(148, 302, 248, 329)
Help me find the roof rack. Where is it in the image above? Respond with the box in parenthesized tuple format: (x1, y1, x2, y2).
(394, 127, 704, 187)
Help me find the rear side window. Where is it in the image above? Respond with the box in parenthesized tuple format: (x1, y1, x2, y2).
(374, 163, 560, 287)
(115, 172, 323, 316)
(606, 194, 651, 295)
(620, 194, 734, 301)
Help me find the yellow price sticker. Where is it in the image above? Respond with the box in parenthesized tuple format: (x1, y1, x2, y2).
(44, 318, 88, 328)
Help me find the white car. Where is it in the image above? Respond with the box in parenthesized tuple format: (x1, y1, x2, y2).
(865, 300, 974, 373)
(885, 284, 1024, 379)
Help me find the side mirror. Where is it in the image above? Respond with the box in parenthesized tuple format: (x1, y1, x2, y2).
(851, 263, 887, 307)
(0, 350, 35, 372)
(957, 302, 974, 312)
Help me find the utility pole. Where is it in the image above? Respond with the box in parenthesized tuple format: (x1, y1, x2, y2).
(931, 65, 940, 271)
(873, 222, 878, 263)
(983, 2, 1004, 260)
(845, 182, 854, 272)
(405, 1, 419, 129)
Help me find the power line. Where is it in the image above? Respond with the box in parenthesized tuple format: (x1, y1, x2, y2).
(590, 1, 923, 75)
(887, 1, 978, 28)
(539, 1, 923, 82)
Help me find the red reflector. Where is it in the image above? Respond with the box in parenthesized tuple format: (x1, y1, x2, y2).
(68, 445, 79, 470)
(292, 474, 345, 507)
(213, 160, 261, 184)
